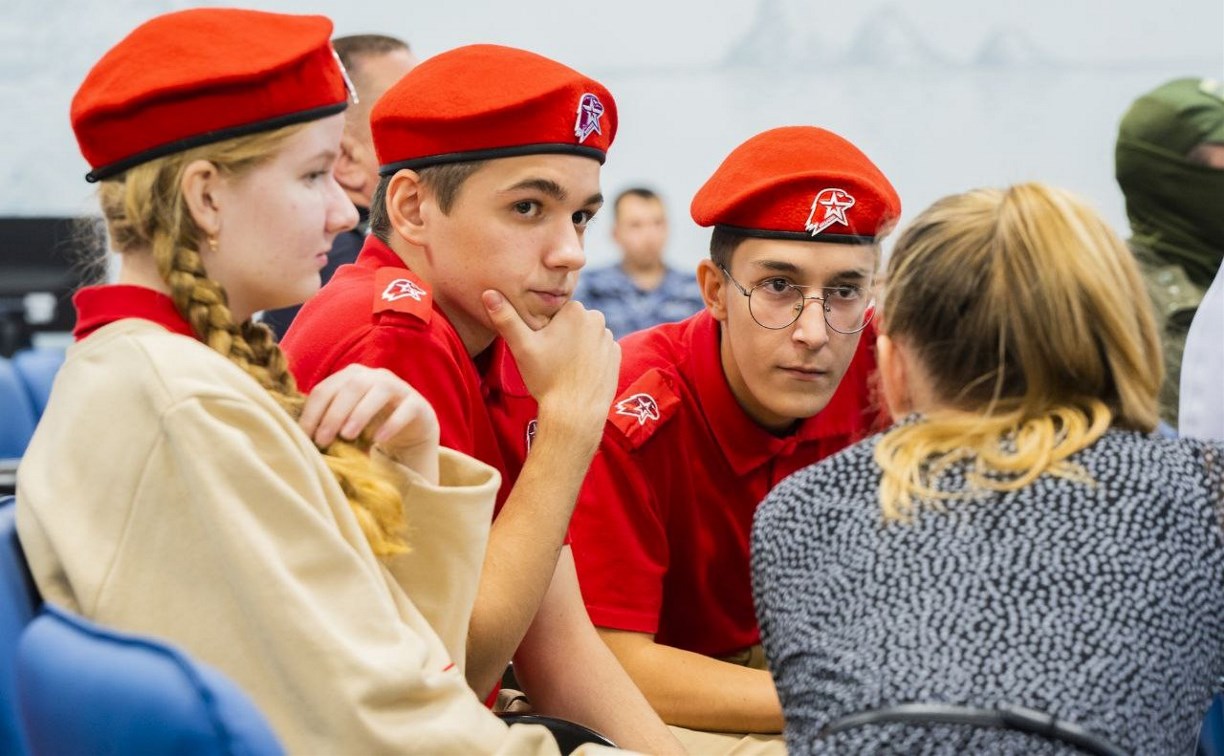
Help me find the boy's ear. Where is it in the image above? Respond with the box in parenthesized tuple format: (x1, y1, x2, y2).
(696, 259, 729, 322)
(385, 169, 427, 246)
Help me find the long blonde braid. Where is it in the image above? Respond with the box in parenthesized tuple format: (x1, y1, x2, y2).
(98, 123, 409, 557)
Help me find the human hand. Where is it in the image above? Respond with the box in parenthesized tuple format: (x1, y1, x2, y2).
(299, 364, 441, 482)
(482, 290, 620, 447)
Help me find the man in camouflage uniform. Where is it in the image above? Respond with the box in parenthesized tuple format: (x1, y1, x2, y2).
(1116, 77, 1224, 428)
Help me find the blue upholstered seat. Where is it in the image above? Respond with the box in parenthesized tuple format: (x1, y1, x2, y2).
(0, 360, 37, 459)
(16, 603, 284, 756)
(10, 349, 64, 418)
(0, 496, 39, 754)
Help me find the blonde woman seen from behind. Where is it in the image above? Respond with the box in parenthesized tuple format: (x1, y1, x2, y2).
(752, 183, 1224, 755)
(16, 8, 607, 754)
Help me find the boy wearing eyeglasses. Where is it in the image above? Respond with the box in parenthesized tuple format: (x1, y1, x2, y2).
(568, 126, 900, 748)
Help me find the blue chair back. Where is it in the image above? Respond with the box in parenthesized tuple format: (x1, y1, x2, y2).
(17, 603, 284, 756)
(1, 496, 39, 754)
(1198, 692, 1224, 755)
(0, 360, 37, 458)
(10, 349, 64, 418)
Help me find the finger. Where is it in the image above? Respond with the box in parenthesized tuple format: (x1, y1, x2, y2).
(299, 377, 343, 441)
(482, 289, 534, 350)
(584, 307, 610, 340)
(338, 383, 398, 441)
(583, 304, 606, 331)
(310, 376, 372, 447)
(374, 393, 436, 445)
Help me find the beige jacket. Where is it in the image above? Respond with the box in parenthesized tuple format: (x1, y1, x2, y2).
(16, 320, 572, 755)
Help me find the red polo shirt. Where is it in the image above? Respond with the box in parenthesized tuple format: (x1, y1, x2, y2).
(281, 236, 536, 508)
(569, 310, 884, 658)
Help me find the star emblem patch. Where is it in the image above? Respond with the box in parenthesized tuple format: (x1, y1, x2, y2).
(614, 393, 660, 426)
(381, 278, 428, 303)
(804, 188, 856, 236)
(574, 93, 605, 144)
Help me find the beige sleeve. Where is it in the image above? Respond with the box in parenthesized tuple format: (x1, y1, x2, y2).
(376, 446, 499, 671)
(94, 394, 564, 755)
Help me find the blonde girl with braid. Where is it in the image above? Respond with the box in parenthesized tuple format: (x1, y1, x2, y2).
(752, 182, 1224, 753)
(16, 9, 593, 755)
(96, 123, 419, 557)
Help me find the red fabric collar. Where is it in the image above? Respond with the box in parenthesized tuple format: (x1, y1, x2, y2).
(355, 234, 404, 270)
(73, 285, 197, 342)
(477, 338, 530, 398)
(686, 310, 847, 476)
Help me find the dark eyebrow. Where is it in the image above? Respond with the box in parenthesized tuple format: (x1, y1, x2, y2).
(827, 269, 871, 283)
(502, 178, 567, 201)
(752, 260, 802, 274)
(500, 180, 603, 209)
(751, 259, 872, 282)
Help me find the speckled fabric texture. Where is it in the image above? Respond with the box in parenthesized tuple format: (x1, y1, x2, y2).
(752, 426, 1224, 755)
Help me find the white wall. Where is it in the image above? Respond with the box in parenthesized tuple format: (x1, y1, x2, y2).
(2, 0, 1221, 270)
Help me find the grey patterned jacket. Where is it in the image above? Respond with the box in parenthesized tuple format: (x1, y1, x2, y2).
(752, 426, 1224, 755)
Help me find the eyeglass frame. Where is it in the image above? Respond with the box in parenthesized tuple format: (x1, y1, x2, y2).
(719, 265, 876, 334)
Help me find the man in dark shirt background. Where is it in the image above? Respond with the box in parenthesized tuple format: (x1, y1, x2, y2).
(574, 187, 704, 340)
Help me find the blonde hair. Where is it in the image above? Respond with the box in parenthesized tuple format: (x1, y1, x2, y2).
(98, 123, 408, 557)
(875, 182, 1162, 521)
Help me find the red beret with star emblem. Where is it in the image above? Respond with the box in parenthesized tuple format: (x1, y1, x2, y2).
(72, 8, 352, 183)
(691, 126, 901, 244)
(371, 44, 617, 174)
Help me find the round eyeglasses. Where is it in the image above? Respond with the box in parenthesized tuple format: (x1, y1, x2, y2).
(721, 266, 876, 333)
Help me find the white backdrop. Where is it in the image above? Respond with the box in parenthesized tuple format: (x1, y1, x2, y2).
(2, 0, 1221, 270)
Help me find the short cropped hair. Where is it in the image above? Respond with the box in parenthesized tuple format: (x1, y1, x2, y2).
(708, 226, 747, 269)
(332, 34, 410, 74)
(612, 187, 661, 221)
(368, 161, 487, 242)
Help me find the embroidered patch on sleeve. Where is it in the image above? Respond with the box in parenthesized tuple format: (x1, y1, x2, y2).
(608, 367, 681, 449)
(373, 267, 433, 322)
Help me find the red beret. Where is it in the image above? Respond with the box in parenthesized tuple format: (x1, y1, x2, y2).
(72, 8, 352, 183)
(372, 44, 617, 174)
(691, 126, 901, 244)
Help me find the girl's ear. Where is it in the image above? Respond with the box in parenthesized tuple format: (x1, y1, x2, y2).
(180, 159, 224, 237)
